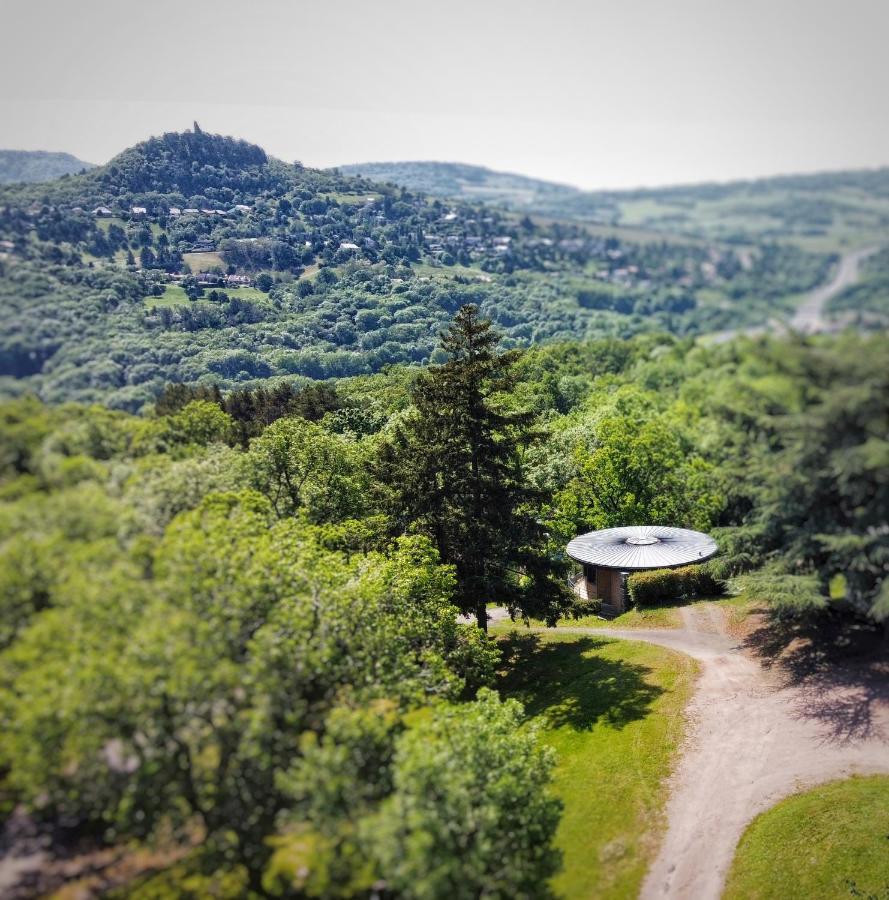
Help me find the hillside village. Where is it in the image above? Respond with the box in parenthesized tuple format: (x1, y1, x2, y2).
(0, 129, 834, 408)
(4, 171, 795, 296)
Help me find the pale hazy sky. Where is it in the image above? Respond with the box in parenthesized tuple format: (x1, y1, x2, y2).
(1, 0, 887, 190)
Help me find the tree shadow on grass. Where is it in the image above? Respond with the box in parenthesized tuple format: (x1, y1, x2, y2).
(497, 632, 664, 732)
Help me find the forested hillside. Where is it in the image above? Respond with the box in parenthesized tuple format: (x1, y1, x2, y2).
(1, 312, 886, 895)
(342, 160, 889, 251)
(0, 149, 94, 184)
(0, 127, 839, 409)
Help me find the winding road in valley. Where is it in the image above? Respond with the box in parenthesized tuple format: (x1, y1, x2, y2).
(707, 244, 880, 344)
(492, 605, 889, 899)
(788, 244, 879, 334)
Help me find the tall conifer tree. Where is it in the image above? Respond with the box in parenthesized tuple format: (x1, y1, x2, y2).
(379, 304, 567, 629)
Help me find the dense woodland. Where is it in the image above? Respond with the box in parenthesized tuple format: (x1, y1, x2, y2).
(0, 128, 836, 409)
(0, 307, 886, 895)
(0, 128, 887, 897)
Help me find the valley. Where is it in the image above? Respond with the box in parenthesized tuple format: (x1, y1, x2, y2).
(2, 129, 876, 410)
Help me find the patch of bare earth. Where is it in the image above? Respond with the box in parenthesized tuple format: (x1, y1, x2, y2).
(0, 810, 196, 900)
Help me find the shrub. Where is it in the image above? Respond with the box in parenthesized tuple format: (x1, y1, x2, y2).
(709, 525, 765, 578)
(706, 553, 755, 582)
(627, 563, 724, 606)
(565, 595, 602, 619)
(732, 571, 827, 622)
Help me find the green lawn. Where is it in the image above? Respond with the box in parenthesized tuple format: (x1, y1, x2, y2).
(144, 285, 190, 308)
(144, 284, 270, 309)
(501, 604, 687, 631)
(412, 261, 489, 280)
(182, 251, 226, 272)
(496, 629, 698, 898)
(324, 191, 382, 205)
(95, 215, 125, 233)
(500, 595, 754, 633)
(724, 776, 889, 900)
(561, 605, 684, 630)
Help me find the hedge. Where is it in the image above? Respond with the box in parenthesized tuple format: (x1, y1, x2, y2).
(627, 563, 724, 606)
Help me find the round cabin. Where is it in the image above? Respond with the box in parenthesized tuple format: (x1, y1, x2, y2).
(566, 525, 718, 616)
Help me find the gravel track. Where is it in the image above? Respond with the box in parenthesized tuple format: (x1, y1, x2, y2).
(495, 605, 889, 898)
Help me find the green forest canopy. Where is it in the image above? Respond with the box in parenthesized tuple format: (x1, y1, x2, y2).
(0, 317, 886, 894)
(0, 126, 887, 896)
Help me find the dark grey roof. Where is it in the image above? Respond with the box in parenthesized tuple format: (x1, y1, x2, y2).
(566, 525, 718, 571)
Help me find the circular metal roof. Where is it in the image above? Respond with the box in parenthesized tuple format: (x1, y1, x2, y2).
(566, 525, 718, 571)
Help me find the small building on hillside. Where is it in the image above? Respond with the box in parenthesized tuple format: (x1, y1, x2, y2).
(567, 525, 717, 616)
(93, 206, 113, 217)
(196, 272, 224, 286)
(131, 206, 147, 216)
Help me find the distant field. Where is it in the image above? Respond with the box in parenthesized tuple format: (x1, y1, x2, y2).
(724, 776, 889, 899)
(529, 215, 709, 248)
(144, 285, 190, 308)
(95, 216, 125, 233)
(412, 261, 488, 281)
(182, 251, 226, 272)
(144, 284, 269, 308)
(611, 189, 889, 253)
(325, 191, 381, 205)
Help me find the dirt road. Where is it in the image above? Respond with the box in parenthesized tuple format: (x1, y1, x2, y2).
(789, 245, 879, 334)
(706, 245, 879, 344)
(551, 606, 889, 899)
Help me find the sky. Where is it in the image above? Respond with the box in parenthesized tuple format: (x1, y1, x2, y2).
(1, 0, 887, 191)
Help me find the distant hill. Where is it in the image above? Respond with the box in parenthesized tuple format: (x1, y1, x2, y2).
(0, 126, 861, 409)
(338, 160, 586, 208)
(339, 160, 889, 250)
(0, 150, 95, 184)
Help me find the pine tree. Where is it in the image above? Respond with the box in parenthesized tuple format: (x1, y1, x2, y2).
(378, 305, 568, 630)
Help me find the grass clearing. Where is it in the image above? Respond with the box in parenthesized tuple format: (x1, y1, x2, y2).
(95, 216, 123, 232)
(144, 285, 190, 308)
(496, 604, 687, 632)
(495, 595, 755, 635)
(412, 261, 488, 280)
(325, 191, 382, 205)
(217, 285, 269, 303)
(724, 776, 889, 900)
(496, 629, 698, 898)
(182, 251, 225, 272)
(569, 605, 684, 630)
(144, 284, 270, 309)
